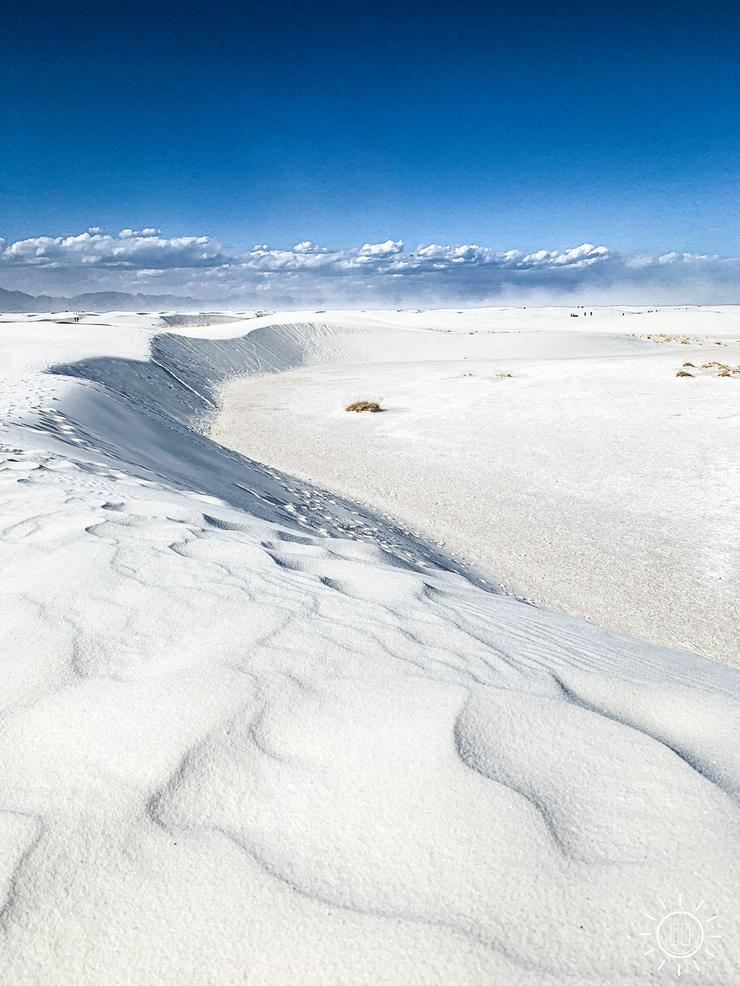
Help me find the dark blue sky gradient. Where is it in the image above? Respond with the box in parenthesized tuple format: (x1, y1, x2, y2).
(2, 0, 738, 253)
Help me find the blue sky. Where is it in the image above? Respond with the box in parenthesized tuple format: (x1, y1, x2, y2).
(1, 0, 739, 301)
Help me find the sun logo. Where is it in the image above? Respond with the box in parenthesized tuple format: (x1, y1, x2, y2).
(640, 896, 721, 976)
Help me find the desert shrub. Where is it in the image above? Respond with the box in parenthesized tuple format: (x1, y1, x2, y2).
(675, 370, 694, 378)
(345, 400, 383, 413)
(496, 371, 513, 378)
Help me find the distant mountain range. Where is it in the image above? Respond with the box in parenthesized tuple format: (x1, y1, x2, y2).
(0, 284, 201, 312)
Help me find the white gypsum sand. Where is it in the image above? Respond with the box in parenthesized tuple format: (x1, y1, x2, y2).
(211, 306, 740, 665)
(0, 309, 738, 986)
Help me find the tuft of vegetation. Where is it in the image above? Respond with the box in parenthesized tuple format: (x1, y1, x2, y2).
(681, 361, 740, 379)
(496, 371, 513, 378)
(675, 370, 694, 378)
(345, 400, 383, 413)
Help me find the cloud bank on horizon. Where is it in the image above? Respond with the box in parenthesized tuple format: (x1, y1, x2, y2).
(2, 227, 739, 305)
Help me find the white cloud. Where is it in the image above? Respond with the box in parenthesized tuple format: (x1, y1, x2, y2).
(0, 230, 225, 271)
(1, 227, 739, 304)
(292, 241, 330, 254)
(356, 239, 405, 260)
(118, 227, 161, 239)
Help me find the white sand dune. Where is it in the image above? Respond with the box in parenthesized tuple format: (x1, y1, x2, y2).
(0, 308, 739, 985)
(212, 308, 740, 664)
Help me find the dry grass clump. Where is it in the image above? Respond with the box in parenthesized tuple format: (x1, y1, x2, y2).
(678, 360, 740, 379)
(645, 332, 703, 345)
(701, 361, 740, 376)
(345, 400, 383, 413)
(496, 371, 513, 378)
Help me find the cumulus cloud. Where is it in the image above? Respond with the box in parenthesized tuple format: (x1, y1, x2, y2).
(0, 228, 226, 272)
(1, 227, 738, 305)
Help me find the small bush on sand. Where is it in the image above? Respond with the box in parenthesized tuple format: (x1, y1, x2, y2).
(496, 371, 513, 378)
(675, 370, 694, 378)
(683, 361, 695, 367)
(345, 400, 383, 413)
(687, 362, 739, 378)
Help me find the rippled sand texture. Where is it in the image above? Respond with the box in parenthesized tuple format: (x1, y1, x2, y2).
(0, 308, 738, 985)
